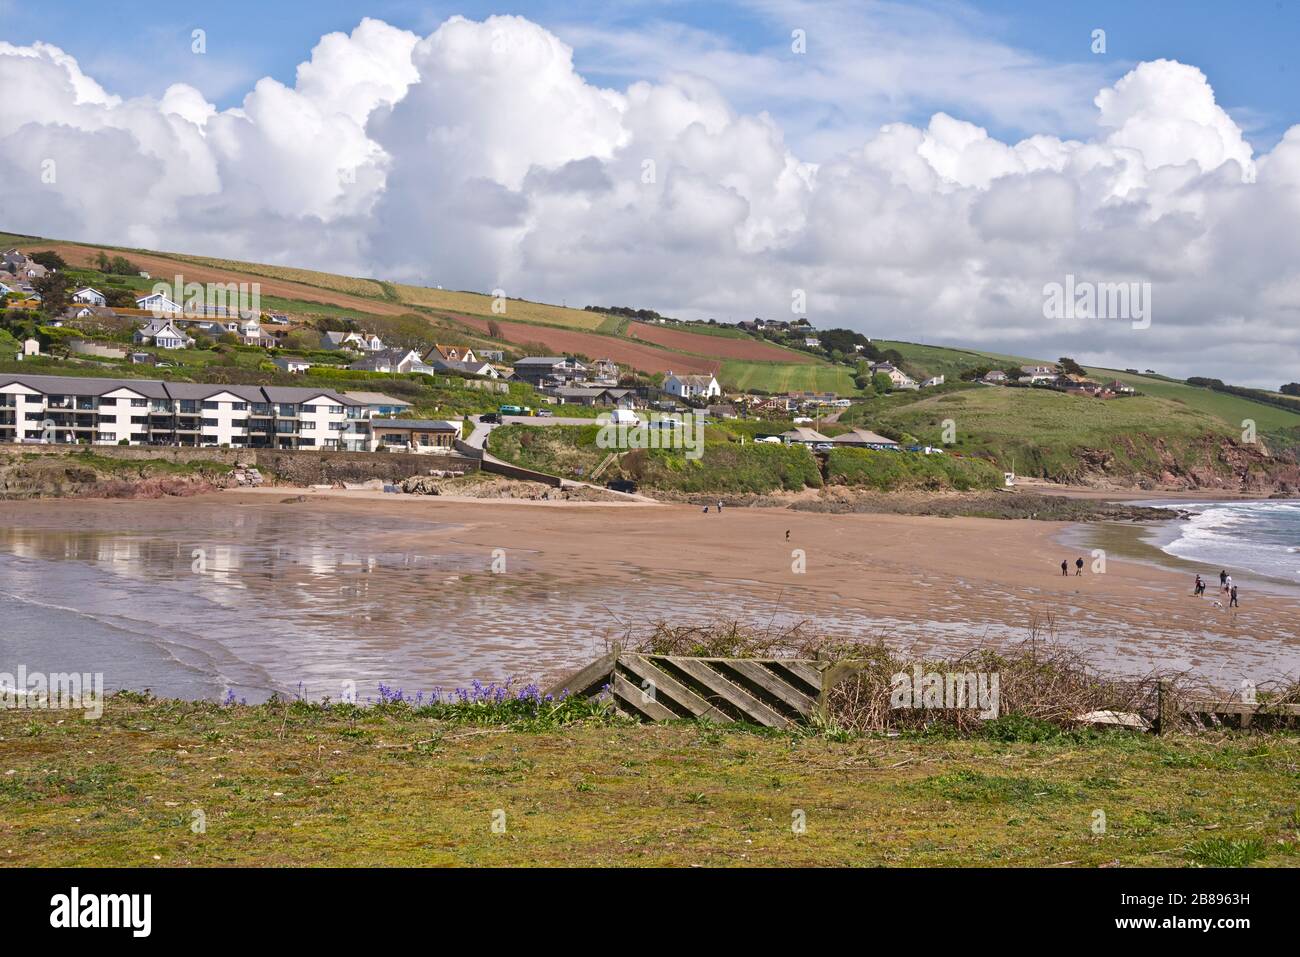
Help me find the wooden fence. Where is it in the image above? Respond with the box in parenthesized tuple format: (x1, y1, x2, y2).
(546, 651, 833, 728)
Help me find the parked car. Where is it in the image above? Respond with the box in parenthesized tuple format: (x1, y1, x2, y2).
(536, 408, 553, 417)
(813, 443, 835, 452)
(754, 435, 783, 444)
(480, 412, 502, 424)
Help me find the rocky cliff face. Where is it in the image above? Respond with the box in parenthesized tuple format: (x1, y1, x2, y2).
(1069, 434, 1300, 494)
(0, 455, 217, 499)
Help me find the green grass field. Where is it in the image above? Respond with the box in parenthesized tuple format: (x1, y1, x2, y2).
(861, 386, 1245, 481)
(3, 696, 1297, 866)
(1086, 367, 1300, 436)
(874, 340, 1044, 380)
(719, 360, 858, 394)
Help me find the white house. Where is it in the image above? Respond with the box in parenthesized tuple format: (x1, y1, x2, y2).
(134, 319, 193, 349)
(921, 375, 945, 388)
(22, 338, 40, 357)
(662, 371, 722, 400)
(72, 287, 107, 306)
(273, 357, 312, 374)
(136, 293, 185, 316)
(873, 363, 918, 390)
(1020, 364, 1057, 384)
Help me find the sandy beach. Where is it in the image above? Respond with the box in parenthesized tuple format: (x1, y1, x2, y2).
(3, 489, 1297, 698)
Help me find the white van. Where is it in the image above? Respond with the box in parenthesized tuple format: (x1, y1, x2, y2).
(607, 408, 638, 425)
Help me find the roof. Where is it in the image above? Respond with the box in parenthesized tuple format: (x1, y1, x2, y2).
(341, 391, 411, 406)
(0, 372, 171, 399)
(780, 427, 832, 442)
(831, 428, 899, 445)
(668, 373, 717, 385)
(371, 418, 459, 431)
(514, 356, 571, 366)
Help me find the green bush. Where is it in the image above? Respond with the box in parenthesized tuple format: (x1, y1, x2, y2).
(826, 447, 1002, 491)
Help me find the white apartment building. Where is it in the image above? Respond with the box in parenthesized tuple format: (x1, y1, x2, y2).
(0, 374, 372, 451)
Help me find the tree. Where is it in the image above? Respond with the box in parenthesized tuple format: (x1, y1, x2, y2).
(873, 372, 893, 394)
(33, 272, 72, 316)
(108, 255, 137, 276)
(1281, 383, 1300, 397)
(95, 251, 112, 272)
(29, 250, 67, 271)
(104, 288, 137, 308)
(1057, 356, 1085, 376)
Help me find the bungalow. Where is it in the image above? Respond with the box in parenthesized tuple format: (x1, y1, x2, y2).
(1020, 364, 1057, 384)
(71, 287, 107, 306)
(477, 349, 505, 363)
(830, 428, 900, 450)
(273, 357, 312, 374)
(921, 375, 945, 388)
(136, 293, 185, 317)
(321, 330, 385, 353)
(550, 386, 635, 407)
(426, 356, 500, 378)
(349, 348, 427, 374)
(512, 356, 587, 386)
(803, 337, 820, 348)
(371, 418, 461, 453)
(341, 391, 413, 417)
(133, 319, 193, 349)
(662, 372, 722, 400)
(424, 343, 478, 364)
(780, 427, 832, 447)
(63, 305, 119, 321)
(872, 363, 918, 390)
(980, 370, 1008, 384)
(1106, 380, 1136, 395)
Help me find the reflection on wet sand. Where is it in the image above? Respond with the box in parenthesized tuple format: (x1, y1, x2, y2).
(2, 494, 1298, 702)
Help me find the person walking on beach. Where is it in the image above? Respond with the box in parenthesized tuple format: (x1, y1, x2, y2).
(1061, 559, 1069, 576)
(1194, 574, 1205, 597)
(1075, 557, 1084, 576)
(1220, 569, 1228, 590)
(1230, 585, 1239, 608)
(1225, 573, 1233, 595)
(716, 500, 724, 514)
(702, 504, 709, 514)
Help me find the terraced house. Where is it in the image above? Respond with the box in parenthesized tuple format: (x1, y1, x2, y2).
(0, 374, 373, 451)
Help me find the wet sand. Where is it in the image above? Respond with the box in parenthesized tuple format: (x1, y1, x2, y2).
(1, 490, 1297, 700)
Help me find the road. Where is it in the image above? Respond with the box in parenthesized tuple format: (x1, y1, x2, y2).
(463, 415, 658, 502)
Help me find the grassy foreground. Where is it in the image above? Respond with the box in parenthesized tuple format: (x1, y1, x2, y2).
(2, 696, 1298, 867)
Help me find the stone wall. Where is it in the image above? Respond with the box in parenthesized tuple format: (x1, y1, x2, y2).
(0, 443, 479, 485)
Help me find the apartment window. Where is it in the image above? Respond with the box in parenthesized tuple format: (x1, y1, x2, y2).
(202, 418, 218, 428)
(300, 421, 315, 430)
(25, 395, 42, 403)
(131, 399, 147, 408)
(299, 437, 316, 446)
(301, 405, 318, 414)
(131, 415, 148, 425)
(202, 401, 220, 410)
(232, 402, 248, 411)
(98, 433, 116, 442)
(100, 397, 117, 407)
(278, 404, 297, 416)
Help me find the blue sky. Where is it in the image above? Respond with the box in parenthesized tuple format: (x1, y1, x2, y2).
(10, 0, 1298, 154)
